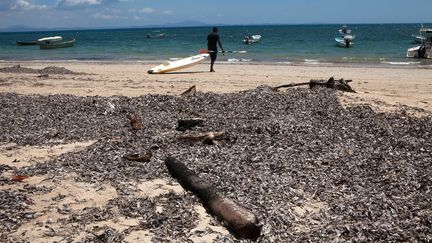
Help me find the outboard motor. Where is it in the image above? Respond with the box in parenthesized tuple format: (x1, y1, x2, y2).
(418, 45, 427, 58)
(344, 38, 351, 48)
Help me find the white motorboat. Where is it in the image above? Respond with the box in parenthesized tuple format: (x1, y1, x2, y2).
(407, 45, 431, 58)
(407, 28, 432, 58)
(336, 25, 355, 48)
(243, 34, 261, 44)
(39, 39, 76, 49)
(37, 36, 75, 49)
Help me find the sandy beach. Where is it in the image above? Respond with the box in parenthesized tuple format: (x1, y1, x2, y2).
(1, 61, 431, 242)
(1, 61, 431, 111)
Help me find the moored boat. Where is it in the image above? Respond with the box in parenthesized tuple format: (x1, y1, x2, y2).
(38, 36, 76, 49)
(335, 25, 355, 48)
(407, 30, 432, 58)
(243, 35, 261, 44)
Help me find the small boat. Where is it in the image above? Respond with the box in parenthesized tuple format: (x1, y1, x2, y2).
(243, 35, 261, 44)
(411, 25, 432, 43)
(148, 53, 209, 74)
(407, 37, 432, 58)
(407, 28, 432, 58)
(336, 25, 355, 48)
(16, 41, 37, 46)
(37, 36, 76, 49)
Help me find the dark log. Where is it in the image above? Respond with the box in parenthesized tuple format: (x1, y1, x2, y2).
(165, 157, 261, 240)
(181, 85, 196, 96)
(126, 114, 142, 130)
(177, 118, 205, 131)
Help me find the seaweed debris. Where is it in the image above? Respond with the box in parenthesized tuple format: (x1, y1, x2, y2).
(0, 87, 431, 241)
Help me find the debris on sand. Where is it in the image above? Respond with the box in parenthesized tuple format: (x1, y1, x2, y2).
(0, 190, 34, 234)
(274, 77, 356, 92)
(0, 65, 85, 75)
(180, 85, 197, 96)
(0, 87, 431, 241)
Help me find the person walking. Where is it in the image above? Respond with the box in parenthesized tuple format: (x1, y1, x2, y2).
(207, 27, 224, 72)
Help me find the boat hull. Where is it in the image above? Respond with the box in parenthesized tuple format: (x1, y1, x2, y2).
(407, 46, 431, 58)
(39, 39, 76, 49)
(16, 41, 37, 46)
(335, 38, 354, 48)
(148, 54, 209, 74)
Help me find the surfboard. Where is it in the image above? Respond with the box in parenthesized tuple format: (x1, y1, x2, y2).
(148, 53, 209, 74)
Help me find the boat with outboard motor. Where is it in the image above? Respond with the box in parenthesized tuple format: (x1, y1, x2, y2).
(243, 35, 261, 44)
(37, 36, 76, 49)
(336, 25, 355, 48)
(407, 37, 432, 58)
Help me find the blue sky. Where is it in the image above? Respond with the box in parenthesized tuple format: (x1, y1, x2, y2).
(1, 0, 432, 29)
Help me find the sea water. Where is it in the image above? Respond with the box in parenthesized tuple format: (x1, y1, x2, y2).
(0, 24, 431, 66)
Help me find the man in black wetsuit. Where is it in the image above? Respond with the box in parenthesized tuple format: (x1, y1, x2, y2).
(207, 27, 224, 72)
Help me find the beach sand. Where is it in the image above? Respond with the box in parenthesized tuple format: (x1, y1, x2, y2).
(0, 61, 431, 242)
(0, 61, 431, 111)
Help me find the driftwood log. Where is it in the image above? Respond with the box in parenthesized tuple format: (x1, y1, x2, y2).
(176, 118, 205, 131)
(165, 157, 261, 239)
(274, 77, 355, 93)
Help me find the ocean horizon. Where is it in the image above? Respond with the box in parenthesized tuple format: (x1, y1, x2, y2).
(1, 23, 431, 66)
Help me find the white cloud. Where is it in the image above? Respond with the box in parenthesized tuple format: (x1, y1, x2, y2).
(0, 0, 47, 11)
(58, 0, 102, 7)
(91, 12, 117, 19)
(162, 10, 173, 15)
(129, 7, 155, 14)
(56, 0, 122, 9)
